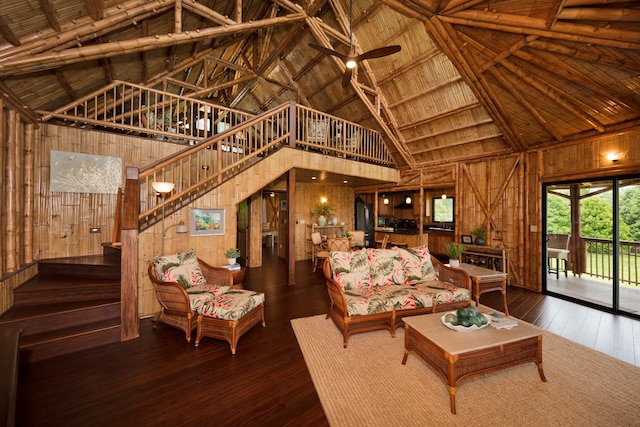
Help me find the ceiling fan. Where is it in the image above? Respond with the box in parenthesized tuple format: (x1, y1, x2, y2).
(309, 0, 401, 88)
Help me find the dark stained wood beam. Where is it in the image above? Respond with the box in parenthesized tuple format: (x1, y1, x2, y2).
(53, 69, 79, 100)
(0, 15, 21, 46)
(39, 0, 62, 32)
(85, 0, 105, 21)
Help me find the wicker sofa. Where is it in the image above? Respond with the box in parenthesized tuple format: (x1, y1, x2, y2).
(322, 245, 471, 347)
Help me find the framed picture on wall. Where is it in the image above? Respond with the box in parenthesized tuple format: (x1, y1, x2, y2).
(190, 208, 225, 236)
(461, 235, 473, 244)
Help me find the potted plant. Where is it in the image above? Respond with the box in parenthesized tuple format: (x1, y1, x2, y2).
(310, 203, 334, 227)
(471, 224, 487, 246)
(225, 247, 241, 265)
(444, 242, 466, 267)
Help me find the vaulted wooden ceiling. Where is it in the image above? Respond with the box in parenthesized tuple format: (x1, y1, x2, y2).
(0, 0, 638, 170)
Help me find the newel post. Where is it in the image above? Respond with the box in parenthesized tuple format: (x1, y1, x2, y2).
(120, 167, 140, 341)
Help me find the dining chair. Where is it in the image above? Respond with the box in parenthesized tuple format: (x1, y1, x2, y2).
(311, 232, 330, 272)
(349, 230, 365, 248)
(327, 237, 351, 252)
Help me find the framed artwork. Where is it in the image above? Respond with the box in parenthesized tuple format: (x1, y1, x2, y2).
(280, 199, 287, 211)
(461, 235, 473, 244)
(190, 208, 225, 236)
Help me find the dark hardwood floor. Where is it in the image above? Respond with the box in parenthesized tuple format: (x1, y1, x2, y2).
(16, 248, 640, 426)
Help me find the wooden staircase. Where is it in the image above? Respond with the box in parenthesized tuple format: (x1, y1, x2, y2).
(0, 246, 122, 363)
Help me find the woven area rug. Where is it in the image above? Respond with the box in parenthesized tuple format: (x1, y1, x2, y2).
(291, 314, 640, 427)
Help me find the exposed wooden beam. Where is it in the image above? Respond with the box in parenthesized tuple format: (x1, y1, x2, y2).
(486, 67, 565, 142)
(85, 0, 105, 21)
(387, 75, 463, 109)
(426, 17, 527, 151)
(397, 101, 480, 131)
(0, 13, 307, 77)
(559, 7, 640, 22)
(0, 0, 174, 60)
(39, 0, 62, 32)
(443, 10, 640, 49)
(0, 15, 21, 46)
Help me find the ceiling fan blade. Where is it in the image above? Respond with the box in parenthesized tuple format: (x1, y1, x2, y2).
(357, 45, 402, 61)
(342, 67, 353, 88)
(308, 43, 348, 61)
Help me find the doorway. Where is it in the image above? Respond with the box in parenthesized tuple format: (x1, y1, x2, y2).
(543, 176, 640, 317)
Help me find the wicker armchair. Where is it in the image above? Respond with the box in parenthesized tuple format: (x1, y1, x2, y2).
(148, 257, 233, 342)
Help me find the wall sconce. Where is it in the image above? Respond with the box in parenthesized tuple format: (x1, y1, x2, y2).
(606, 152, 619, 162)
(321, 196, 328, 204)
(405, 195, 412, 204)
(441, 193, 447, 199)
(383, 197, 389, 205)
(152, 181, 175, 254)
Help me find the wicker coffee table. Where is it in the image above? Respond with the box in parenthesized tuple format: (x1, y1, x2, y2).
(402, 312, 546, 414)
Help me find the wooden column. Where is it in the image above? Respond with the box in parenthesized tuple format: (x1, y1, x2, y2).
(287, 169, 296, 285)
(120, 167, 140, 341)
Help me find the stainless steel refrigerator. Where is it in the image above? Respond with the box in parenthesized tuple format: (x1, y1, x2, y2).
(355, 202, 374, 248)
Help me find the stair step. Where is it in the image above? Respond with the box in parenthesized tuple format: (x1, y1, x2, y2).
(0, 300, 120, 337)
(38, 255, 121, 280)
(14, 276, 120, 305)
(19, 318, 121, 363)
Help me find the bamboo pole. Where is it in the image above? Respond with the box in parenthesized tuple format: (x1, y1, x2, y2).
(4, 109, 17, 271)
(23, 123, 34, 264)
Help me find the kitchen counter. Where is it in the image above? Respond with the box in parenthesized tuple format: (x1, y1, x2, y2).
(374, 231, 424, 248)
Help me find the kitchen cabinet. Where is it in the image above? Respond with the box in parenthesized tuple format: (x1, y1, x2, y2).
(427, 230, 454, 255)
(374, 231, 420, 248)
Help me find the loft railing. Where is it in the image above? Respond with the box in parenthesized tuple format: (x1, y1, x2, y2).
(581, 237, 640, 286)
(295, 105, 393, 165)
(37, 80, 252, 144)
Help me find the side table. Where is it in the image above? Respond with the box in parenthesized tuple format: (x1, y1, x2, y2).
(455, 263, 509, 316)
(230, 266, 246, 289)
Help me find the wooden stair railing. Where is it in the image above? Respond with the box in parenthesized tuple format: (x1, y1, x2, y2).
(136, 102, 294, 231)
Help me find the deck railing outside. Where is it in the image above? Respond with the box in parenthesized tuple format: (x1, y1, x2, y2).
(581, 237, 640, 286)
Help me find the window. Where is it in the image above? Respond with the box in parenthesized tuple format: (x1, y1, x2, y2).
(432, 197, 454, 223)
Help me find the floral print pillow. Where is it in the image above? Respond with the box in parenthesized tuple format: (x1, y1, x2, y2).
(396, 245, 437, 285)
(153, 249, 206, 289)
(329, 249, 372, 289)
(367, 248, 405, 287)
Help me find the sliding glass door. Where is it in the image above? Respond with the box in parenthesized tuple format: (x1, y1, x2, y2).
(544, 176, 640, 317)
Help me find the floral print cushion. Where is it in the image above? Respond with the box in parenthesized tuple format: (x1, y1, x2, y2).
(343, 288, 394, 316)
(375, 284, 433, 310)
(329, 249, 372, 289)
(186, 284, 231, 313)
(367, 248, 405, 287)
(412, 279, 471, 305)
(396, 246, 437, 285)
(153, 249, 206, 289)
(198, 290, 265, 321)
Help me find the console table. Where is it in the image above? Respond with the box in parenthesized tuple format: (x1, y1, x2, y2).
(461, 245, 511, 280)
(455, 263, 509, 315)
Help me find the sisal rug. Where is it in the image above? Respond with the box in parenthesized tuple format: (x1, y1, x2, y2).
(291, 315, 640, 427)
